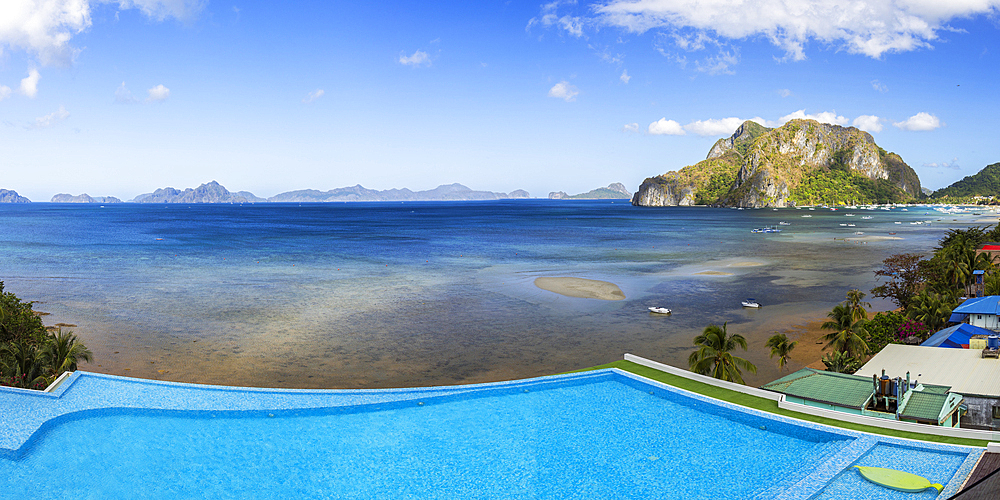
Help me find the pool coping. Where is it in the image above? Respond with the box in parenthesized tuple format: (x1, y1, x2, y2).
(0, 367, 985, 498)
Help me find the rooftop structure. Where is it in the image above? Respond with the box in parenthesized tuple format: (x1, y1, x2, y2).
(922, 323, 995, 349)
(858, 344, 1000, 429)
(761, 367, 963, 427)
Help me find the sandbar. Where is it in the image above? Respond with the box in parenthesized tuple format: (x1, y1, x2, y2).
(534, 277, 625, 301)
(728, 261, 764, 267)
(694, 271, 734, 276)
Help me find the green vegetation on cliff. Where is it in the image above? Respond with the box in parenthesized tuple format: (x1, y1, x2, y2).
(634, 119, 921, 208)
(930, 162, 1000, 201)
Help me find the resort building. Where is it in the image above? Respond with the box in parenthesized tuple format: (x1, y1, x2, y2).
(858, 344, 1000, 430)
(948, 295, 1000, 331)
(760, 367, 964, 427)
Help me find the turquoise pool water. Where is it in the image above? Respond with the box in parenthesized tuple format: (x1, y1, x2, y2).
(0, 370, 982, 499)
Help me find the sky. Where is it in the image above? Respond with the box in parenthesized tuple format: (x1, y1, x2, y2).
(1, 0, 999, 201)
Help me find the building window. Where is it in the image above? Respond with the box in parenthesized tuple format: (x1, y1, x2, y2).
(994, 406, 1000, 419)
(978, 315, 983, 320)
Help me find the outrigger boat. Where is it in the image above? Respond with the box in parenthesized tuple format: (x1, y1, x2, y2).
(648, 307, 672, 314)
(741, 299, 760, 308)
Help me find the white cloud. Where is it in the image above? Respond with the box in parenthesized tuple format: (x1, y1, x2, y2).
(648, 118, 685, 135)
(923, 158, 960, 170)
(777, 109, 849, 126)
(399, 50, 431, 67)
(777, 88, 792, 97)
(18, 69, 40, 98)
(694, 48, 739, 74)
(894, 112, 941, 131)
(526, 0, 584, 38)
(0, 85, 10, 101)
(302, 89, 325, 103)
(593, 0, 1000, 60)
(683, 117, 745, 136)
(871, 79, 888, 92)
(115, 81, 138, 103)
(852, 115, 883, 133)
(146, 84, 170, 102)
(0, 0, 204, 67)
(29, 105, 69, 129)
(620, 69, 631, 84)
(622, 122, 639, 132)
(548, 81, 579, 102)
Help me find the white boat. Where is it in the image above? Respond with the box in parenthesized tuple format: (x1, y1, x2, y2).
(778, 221, 791, 225)
(741, 299, 761, 308)
(802, 215, 812, 218)
(861, 216, 873, 220)
(648, 307, 672, 314)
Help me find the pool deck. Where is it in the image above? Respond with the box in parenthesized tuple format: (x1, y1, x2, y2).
(0, 364, 989, 498)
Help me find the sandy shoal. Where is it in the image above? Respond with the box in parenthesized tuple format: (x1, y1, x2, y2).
(694, 271, 734, 275)
(534, 277, 625, 301)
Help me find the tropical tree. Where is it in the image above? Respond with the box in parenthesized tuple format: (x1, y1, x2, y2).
(845, 289, 871, 323)
(689, 322, 757, 385)
(863, 311, 906, 354)
(821, 302, 870, 359)
(906, 291, 954, 333)
(821, 351, 862, 374)
(0, 341, 49, 389)
(42, 329, 93, 374)
(765, 333, 797, 371)
(871, 253, 925, 310)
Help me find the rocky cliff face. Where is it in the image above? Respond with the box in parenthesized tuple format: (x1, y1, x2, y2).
(0, 189, 30, 203)
(51, 193, 122, 203)
(633, 119, 921, 208)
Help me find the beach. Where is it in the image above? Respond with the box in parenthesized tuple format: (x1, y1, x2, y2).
(533, 277, 626, 300)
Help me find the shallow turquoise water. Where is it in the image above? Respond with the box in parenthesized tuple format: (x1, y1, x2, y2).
(1, 377, 853, 499)
(0, 201, 982, 388)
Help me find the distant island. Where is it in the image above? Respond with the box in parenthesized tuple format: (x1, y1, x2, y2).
(0, 189, 31, 203)
(632, 119, 921, 208)
(51, 194, 123, 203)
(929, 162, 1000, 202)
(549, 183, 631, 200)
(126, 181, 530, 203)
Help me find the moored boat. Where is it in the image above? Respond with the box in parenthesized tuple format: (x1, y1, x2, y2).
(741, 299, 760, 308)
(648, 307, 672, 314)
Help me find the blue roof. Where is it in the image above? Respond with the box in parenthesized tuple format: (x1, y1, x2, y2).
(952, 295, 1000, 315)
(922, 323, 995, 348)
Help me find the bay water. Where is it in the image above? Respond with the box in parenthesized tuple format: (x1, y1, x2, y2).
(0, 201, 988, 387)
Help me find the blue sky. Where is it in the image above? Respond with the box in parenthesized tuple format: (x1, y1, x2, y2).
(1, 1, 998, 201)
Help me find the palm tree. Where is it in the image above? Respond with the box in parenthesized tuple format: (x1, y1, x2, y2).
(821, 303, 869, 359)
(906, 292, 953, 333)
(0, 341, 49, 389)
(845, 289, 870, 323)
(765, 333, 797, 371)
(41, 329, 93, 374)
(821, 351, 860, 374)
(689, 322, 757, 384)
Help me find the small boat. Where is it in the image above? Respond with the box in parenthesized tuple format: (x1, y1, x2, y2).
(801, 215, 812, 218)
(839, 223, 847, 227)
(894, 221, 902, 224)
(741, 299, 760, 308)
(844, 213, 855, 217)
(778, 221, 791, 225)
(853, 466, 942, 493)
(648, 307, 672, 314)
(861, 216, 873, 219)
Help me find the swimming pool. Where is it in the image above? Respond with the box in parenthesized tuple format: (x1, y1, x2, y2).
(0, 369, 983, 498)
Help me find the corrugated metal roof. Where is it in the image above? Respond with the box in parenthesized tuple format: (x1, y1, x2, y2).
(761, 368, 873, 409)
(922, 323, 994, 348)
(953, 296, 1000, 315)
(858, 344, 1000, 398)
(899, 391, 949, 422)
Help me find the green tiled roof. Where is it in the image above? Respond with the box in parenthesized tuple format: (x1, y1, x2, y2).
(761, 368, 874, 409)
(899, 391, 949, 422)
(918, 384, 951, 395)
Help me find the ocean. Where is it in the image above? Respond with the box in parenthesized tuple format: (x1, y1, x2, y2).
(0, 201, 989, 388)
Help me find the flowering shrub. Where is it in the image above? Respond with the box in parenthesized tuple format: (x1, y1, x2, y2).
(896, 319, 929, 341)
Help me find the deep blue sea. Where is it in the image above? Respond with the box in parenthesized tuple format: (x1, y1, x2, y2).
(0, 200, 990, 387)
